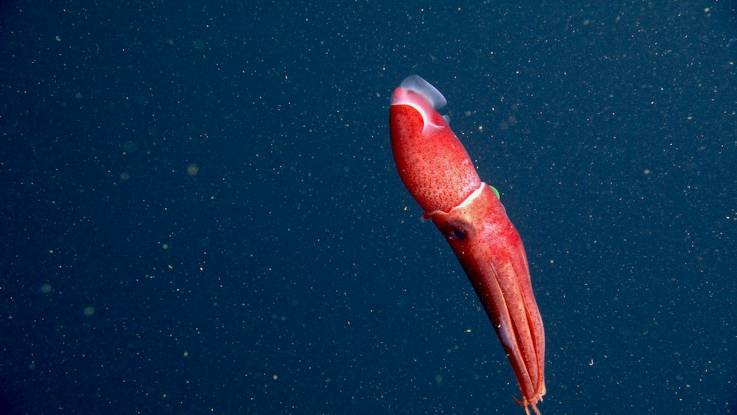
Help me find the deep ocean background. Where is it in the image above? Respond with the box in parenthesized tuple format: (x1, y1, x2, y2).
(2, 1, 737, 414)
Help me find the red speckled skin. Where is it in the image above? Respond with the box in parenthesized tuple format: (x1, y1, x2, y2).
(389, 83, 546, 415)
(389, 93, 480, 213)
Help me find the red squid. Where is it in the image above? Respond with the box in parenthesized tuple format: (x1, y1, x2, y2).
(389, 75, 546, 415)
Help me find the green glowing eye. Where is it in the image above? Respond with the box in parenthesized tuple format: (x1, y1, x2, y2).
(490, 186, 500, 199)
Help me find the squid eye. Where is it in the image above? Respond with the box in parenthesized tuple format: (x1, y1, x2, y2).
(445, 219, 474, 242)
(449, 228, 467, 241)
(489, 185, 500, 199)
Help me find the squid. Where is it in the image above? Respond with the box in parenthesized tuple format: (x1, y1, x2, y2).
(388, 75, 546, 415)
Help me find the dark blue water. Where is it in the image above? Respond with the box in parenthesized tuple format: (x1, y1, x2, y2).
(2, 1, 737, 414)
